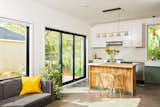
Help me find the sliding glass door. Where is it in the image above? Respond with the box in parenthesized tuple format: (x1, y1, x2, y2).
(45, 30, 60, 72)
(45, 28, 86, 85)
(62, 33, 73, 83)
(75, 36, 85, 79)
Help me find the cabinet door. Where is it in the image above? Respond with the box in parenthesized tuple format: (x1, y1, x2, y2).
(90, 32, 106, 48)
(131, 23, 142, 47)
(123, 24, 133, 47)
(136, 23, 143, 47)
(123, 22, 142, 47)
(123, 36, 132, 47)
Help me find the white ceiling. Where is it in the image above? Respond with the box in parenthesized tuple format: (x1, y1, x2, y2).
(35, 0, 160, 25)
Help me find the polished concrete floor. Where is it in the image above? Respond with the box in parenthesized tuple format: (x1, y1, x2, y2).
(47, 81, 160, 107)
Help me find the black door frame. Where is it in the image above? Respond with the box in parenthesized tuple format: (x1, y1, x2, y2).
(45, 27, 86, 85)
(26, 26, 30, 76)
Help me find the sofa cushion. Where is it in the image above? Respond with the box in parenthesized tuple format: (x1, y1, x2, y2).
(20, 76, 42, 96)
(41, 79, 53, 94)
(0, 83, 3, 100)
(0, 95, 24, 106)
(1, 78, 22, 99)
(0, 93, 52, 107)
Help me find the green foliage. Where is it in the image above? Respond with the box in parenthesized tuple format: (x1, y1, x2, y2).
(148, 25, 160, 61)
(0, 65, 25, 79)
(105, 48, 120, 62)
(62, 34, 73, 72)
(42, 64, 63, 100)
(0, 20, 26, 36)
(105, 48, 120, 55)
(45, 31, 59, 61)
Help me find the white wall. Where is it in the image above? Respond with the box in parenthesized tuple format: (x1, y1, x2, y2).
(89, 17, 160, 66)
(0, 0, 90, 75)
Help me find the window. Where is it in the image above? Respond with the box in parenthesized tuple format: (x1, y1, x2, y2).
(0, 18, 29, 80)
(45, 28, 86, 85)
(147, 24, 160, 61)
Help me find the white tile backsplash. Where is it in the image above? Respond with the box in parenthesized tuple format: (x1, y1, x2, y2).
(91, 46, 160, 66)
(92, 46, 146, 62)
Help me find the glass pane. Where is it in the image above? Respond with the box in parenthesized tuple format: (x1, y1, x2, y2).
(0, 19, 27, 79)
(75, 36, 84, 79)
(62, 33, 73, 83)
(147, 24, 160, 61)
(45, 30, 60, 72)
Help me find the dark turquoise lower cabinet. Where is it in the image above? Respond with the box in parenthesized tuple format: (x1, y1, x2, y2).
(144, 66, 160, 84)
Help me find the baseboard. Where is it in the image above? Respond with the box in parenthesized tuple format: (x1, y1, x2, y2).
(62, 78, 87, 88)
(136, 80, 144, 84)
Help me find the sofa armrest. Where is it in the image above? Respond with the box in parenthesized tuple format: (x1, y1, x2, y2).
(41, 80, 53, 95)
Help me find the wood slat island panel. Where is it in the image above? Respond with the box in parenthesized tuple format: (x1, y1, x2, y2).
(89, 63, 136, 96)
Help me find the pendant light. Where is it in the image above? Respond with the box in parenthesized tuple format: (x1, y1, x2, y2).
(117, 8, 121, 36)
(152, 16, 157, 37)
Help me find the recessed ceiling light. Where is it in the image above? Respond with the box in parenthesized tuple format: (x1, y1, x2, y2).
(80, 0, 89, 8)
(80, 4, 89, 7)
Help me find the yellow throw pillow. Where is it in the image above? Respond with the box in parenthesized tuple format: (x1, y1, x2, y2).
(20, 75, 42, 96)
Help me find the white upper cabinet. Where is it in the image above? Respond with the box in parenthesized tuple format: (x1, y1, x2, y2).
(90, 20, 144, 48)
(90, 30, 106, 47)
(123, 22, 144, 47)
(90, 23, 124, 48)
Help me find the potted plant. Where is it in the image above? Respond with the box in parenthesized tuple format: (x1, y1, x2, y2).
(105, 48, 120, 63)
(42, 63, 63, 100)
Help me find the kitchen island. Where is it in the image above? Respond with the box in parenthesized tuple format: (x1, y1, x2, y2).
(89, 63, 136, 96)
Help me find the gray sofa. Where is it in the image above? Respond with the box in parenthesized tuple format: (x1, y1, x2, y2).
(0, 78, 54, 107)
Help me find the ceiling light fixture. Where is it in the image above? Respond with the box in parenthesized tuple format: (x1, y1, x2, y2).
(152, 16, 156, 25)
(117, 8, 121, 34)
(102, 7, 121, 13)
